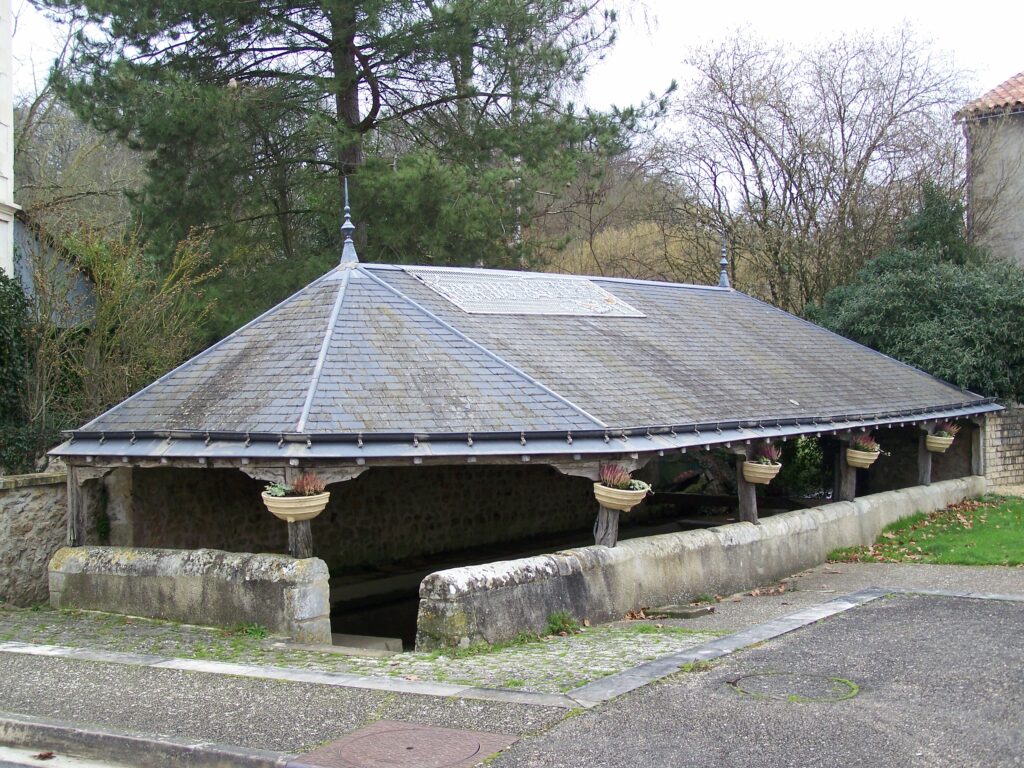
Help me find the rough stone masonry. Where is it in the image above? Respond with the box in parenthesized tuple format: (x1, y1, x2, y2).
(0, 473, 67, 606)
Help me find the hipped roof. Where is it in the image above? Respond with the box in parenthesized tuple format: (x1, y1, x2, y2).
(53, 262, 998, 462)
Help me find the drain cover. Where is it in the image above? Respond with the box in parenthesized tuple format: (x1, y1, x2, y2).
(728, 672, 859, 703)
(299, 720, 516, 768)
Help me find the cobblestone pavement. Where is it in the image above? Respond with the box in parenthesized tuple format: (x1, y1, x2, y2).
(0, 607, 723, 694)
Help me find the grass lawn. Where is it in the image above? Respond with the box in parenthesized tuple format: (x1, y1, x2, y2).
(829, 495, 1024, 566)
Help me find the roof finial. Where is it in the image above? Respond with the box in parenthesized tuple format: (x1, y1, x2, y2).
(718, 233, 731, 289)
(340, 177, 359, 264)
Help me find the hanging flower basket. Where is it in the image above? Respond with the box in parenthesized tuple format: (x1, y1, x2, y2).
(261, 472, 330, 523)
(926, 422, 960, 454)
(743, 443, 783, 484)
(593, 463, 652, 513)
(846, 448, 879, 469)
(846, 432, 883, 468)
(742, 461, 782, 484)
(925, 435, 954, 454)
(261, 491, 330, 523)
(593, 483, 649, 512)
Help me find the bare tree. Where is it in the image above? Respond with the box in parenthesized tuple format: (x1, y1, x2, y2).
(660, 28, 970, 312)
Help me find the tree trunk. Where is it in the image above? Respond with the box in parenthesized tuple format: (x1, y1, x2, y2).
(329, 2, 365, 179)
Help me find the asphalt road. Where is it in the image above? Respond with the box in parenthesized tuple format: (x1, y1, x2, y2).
(494, 593, 1024, 768)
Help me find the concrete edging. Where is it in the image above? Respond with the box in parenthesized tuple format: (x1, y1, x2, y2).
(0, 710, 316, 768)
(416, 477, 986, 648)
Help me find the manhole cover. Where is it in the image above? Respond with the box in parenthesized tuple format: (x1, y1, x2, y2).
(728, 672, 859, 703)
(299, 720, 516, 768)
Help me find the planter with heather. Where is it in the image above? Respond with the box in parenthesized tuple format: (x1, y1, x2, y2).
(261, 472, 330, 523)
(846, 432, 883, 469)
(593, 463, 652, 512)
(926, 421, 961, 453)
(743, 443, 783, 484)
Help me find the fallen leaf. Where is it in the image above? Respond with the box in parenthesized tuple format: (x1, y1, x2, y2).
(583, 618, 591, 627)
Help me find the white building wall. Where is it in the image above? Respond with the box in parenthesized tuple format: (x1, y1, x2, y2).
(967, 113, 1024, 266)
(0, 0, 16, 277)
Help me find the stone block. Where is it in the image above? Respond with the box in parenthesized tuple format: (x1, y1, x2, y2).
(415, 477, 985, 649)
(48, 546, 331, 643)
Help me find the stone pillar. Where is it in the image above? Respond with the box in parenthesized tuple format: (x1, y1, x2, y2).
(971, 418, 987, 477)
(103, 467, 134, 545)
(735, 454, 758, 524)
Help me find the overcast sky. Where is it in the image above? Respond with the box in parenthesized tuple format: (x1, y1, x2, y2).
(12, 0, 1024, 108)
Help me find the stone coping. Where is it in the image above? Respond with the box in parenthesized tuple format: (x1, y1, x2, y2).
(0, 472, 67, 490)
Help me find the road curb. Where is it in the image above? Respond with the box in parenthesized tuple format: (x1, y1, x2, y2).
(0, 711, 317, 768)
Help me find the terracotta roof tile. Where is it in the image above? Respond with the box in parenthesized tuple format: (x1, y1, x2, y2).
(961, 71, 1024, 117)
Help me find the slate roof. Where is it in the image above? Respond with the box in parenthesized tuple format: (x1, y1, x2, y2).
(53, 261, 998, 461)
(959, 71, 1024, 118)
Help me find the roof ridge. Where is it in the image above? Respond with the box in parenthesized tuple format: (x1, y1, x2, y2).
(297, 266, 355, 432)
(357, 265, 609, 430)
(362, 262, 727, 292)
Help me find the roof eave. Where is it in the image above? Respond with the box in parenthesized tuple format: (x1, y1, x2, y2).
(51, 401, 1002, 463)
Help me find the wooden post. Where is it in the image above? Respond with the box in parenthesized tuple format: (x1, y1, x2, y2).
(593, 505, 620, 547)
(971, 418, 987, 477)
(288, 521, 314, 560)
(918, 431, 932, 486)
(285, 466, 314, 559)
(735, 455, 758, 524)
(837, 448, 857, 502)
(66, 465, 87, 547)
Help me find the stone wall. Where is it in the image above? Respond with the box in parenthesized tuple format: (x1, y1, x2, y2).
(0, 473, 66, 606)
(866, 425, 975, 494)
(49, 546, 331, 643)
(986, 405, 1024, 486)
(416, 476, 985, 649)
(122, 464, 608, 572)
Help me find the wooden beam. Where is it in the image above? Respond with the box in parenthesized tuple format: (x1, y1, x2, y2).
(918, 431, 932, 486)
(66, 465, 86, 547)
(735, 455, 758, 524)
(593, 505, 620, 547)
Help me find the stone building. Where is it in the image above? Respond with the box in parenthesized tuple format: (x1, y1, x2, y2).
(0, 0, 18, 277)
(48, 206, 999, 644)
(960, 71, 1024, 265)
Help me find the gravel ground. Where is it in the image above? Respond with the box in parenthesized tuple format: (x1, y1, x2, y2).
(0, 607, 721, 694)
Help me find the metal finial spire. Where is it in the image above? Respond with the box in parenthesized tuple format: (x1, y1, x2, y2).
(340, 177, 359, 264)
(718, 234, 731, 289)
